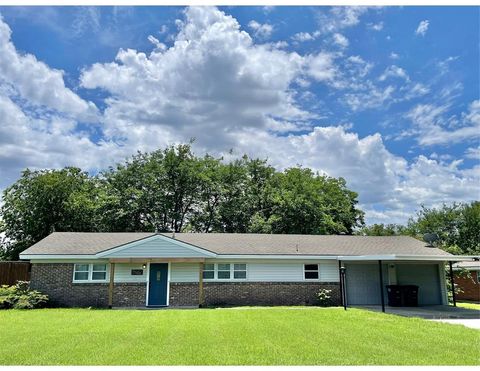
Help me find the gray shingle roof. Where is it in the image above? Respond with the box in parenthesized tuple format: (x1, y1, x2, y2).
(21, 232, 451, 257)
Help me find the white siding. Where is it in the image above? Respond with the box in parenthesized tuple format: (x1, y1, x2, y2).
(170, 263, 200, 282)
(168, 260, 340, 283)
(105, 237, 210, 258)
(114, 263, 147, 283)
(247, 262, 303, 281)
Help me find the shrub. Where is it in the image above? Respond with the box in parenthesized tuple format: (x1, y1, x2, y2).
(315, 289, 333, 306)
(0, 281, 48, 309)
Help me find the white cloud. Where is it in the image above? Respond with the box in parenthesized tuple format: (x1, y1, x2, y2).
(405, 100, 480, 146)
(389, 52, 399, 59)
(344, 85, 395, 111)
(248, 20, 273, 39)
(316, 7, 370, 34)
(415, 20, 429, 36)
(0, 93, 121, 188)
(292, 32, 315, 42)
(306, 52, 337, 82)
(333, 33, 349, 48)
(404, 83, 430, 100)
(465, 147, 480, 160)
(81, 6, 310, 150)
(0, 15, 98, 122)
(379, 65, 409, 82)
(367, 21, 384, 31)
(147, 35, 166, 51)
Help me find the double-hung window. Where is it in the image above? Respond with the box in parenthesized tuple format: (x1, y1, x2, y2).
(217, 264, 231, 279)
(203, 264, 215, 279)
(304, 264, 319, 280)
(202, 263, 247, 280)
(73, 263, 107, 282)
(73, 264, 89, 281)
(233, 264, 247, 279)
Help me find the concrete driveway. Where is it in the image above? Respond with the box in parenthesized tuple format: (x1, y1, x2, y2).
(356, 305, 480, 319)
(431, 319, 480, 330)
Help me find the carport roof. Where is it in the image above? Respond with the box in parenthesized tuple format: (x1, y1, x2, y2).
(21, 232, 455, 258)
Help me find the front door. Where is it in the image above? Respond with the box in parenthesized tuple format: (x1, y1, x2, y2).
(148, 263, 168, 306)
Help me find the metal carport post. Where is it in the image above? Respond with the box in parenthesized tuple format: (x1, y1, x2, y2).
(378, 260, 385, 313)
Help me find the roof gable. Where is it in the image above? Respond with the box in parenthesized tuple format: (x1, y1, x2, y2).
(97, 234, 216, 258)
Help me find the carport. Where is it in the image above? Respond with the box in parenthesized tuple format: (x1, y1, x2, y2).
(337, 254, 479, 312)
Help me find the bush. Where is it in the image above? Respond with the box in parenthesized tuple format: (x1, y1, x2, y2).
(316, 289, 333, 306)
(0, 281, 48, 309)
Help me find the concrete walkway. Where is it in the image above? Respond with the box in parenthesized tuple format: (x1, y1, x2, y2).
(355, 305, 480, 319)
(431, 319, 480, 330)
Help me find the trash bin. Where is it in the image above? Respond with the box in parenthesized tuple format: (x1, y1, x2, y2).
(402, 285, 419, 307)
(386, 285, 403, 306)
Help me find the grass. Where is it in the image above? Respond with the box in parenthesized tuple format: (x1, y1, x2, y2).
(0, 307, 479, 365)
(457, 302, 480, 310)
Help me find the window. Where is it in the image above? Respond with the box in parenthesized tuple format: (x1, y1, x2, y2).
(202, 263, 247, 280)
(234, 264, 247, 279)
(217, 264, 231, 279)
(304, 264, 319, 280)
(92, 264, 107, 281)
(73, 264, 89, 281)
(73, 264, 108, 282)
(203, 264, 215, 279)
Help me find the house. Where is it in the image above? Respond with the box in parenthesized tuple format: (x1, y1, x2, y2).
(453, 261, 480, 302)
(19, 232, 473, 309)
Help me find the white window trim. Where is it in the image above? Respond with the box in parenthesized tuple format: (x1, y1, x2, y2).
(203, 263, 248, 281)
(73, 263, 108, 283)
(303, 263, 320, 281)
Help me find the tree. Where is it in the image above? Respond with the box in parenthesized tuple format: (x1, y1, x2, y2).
(356, 223, 408, 236)
(250, 168, 364, 234)
(99, 143, 209, 233)
(0, 143, 367, 258)
(406, 202, 479, 255)
(0, 168, 99, 260)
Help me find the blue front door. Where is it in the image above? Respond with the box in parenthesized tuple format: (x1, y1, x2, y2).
(148, 263, 168, 306)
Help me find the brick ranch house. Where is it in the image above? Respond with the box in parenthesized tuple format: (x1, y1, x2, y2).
(19, 232, 474, 309)
(453, 261, 480, 302)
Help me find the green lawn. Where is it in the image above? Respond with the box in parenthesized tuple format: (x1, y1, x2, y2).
(0, 307, 478, 365)
(457, 302, 480, 310)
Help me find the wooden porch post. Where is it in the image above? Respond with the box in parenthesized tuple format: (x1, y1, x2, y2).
(199, 262, 205, 307)
(108, 262, 115, 309)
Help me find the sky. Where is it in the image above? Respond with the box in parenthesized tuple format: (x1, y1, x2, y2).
(0, 6, 478, 225)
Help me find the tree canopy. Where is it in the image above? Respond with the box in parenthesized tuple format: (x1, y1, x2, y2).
(356, 202, 480, 255)
(0, 144, 365, 260)
(2, 143, 477, 260)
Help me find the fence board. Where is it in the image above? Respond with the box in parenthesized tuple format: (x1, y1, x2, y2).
(0, 262, 31, 285)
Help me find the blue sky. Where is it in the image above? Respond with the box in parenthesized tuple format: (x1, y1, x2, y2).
(0, 6, 478, 224)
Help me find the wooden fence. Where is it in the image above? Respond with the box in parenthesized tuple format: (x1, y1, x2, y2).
(0, 261, 31, 285)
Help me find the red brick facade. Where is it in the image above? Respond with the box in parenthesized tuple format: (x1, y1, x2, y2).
(455, 271, 480, 302)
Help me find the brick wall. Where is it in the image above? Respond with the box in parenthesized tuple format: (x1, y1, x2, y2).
(169, 281, 341, 307)
(203, 282, 340, 306)
(455, 271, 480, 302)
(169, 283, 200, 306)
(31, 263, 146, 307)
(32, 263, 340, 307)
